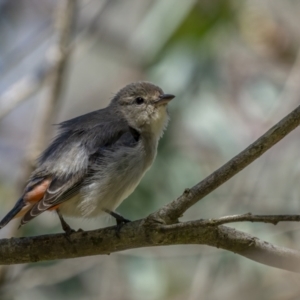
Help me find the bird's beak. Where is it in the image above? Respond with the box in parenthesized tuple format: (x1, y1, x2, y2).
(155, 94, 175, 106)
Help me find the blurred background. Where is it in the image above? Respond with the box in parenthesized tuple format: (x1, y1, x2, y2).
(1, 0, 300, 299)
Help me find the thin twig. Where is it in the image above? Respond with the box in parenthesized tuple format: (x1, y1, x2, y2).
(205, 213, 300, 226)
(149, 104, 300, 224)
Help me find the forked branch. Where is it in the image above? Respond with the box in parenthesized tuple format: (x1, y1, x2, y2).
(150, 104, 300, 224)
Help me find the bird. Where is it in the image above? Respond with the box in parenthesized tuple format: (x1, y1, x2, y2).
(0, 82, 175, 234)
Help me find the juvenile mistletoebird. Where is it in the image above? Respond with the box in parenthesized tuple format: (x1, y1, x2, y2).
(0, 82, 175, 234)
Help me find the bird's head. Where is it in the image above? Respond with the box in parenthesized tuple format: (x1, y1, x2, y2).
(110, 82, 175, 138)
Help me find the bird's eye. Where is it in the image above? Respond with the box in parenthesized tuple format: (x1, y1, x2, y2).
(135, 97, 144, 105)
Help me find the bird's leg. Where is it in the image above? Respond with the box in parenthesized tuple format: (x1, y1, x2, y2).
(103, 208, 131, 225)
(103, 208, 131, 237)
(56, 209, 75, 235)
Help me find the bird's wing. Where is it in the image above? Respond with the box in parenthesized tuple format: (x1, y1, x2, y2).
(20, 115, 140, 226)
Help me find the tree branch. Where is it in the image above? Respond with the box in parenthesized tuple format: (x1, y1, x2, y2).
(150, 104, 300, 224)
(205, 213, 300, 226)
(1, 220, 300, 273)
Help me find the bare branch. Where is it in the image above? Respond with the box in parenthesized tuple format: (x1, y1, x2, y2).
(204, 213, 300, 226)
(150, 104, 300, 224)
(163, 221, 300, 273)
(0, 220, 300, 273)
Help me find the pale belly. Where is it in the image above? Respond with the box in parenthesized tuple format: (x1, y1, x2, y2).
(58, 174, 142, 218)
(59, 142, 156, 218)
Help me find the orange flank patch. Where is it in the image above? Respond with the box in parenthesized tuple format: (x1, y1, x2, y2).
(13, 178, 52, 218)
(24, 178, 51, 203)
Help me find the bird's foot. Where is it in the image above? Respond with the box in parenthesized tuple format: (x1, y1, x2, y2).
(103, 209, 131, 238)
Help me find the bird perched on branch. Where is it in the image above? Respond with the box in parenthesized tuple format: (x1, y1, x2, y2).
(0, 82, 175, 234)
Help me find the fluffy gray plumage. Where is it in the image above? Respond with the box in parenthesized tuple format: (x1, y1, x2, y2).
(0, 81, 175, 230)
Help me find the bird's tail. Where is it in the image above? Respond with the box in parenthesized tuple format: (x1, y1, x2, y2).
(0, 198, 25, 229)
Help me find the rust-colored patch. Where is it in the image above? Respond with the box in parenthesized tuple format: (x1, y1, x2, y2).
(24, 179, 51, 203)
